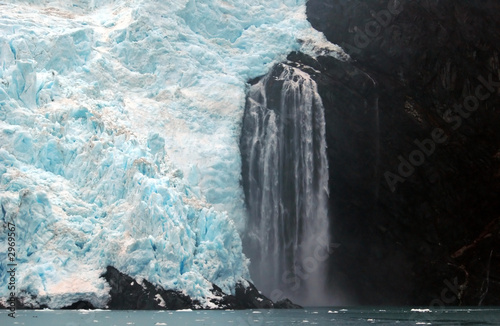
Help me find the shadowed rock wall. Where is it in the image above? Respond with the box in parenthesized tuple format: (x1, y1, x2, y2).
(304, 0, 500, 305)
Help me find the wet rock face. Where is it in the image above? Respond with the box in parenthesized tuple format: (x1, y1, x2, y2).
(305, 0, 500, 305)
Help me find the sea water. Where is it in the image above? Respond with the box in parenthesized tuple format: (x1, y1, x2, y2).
(1, 307, 500, 325)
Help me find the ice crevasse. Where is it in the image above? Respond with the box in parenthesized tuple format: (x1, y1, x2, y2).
(0, 0, 345, 308)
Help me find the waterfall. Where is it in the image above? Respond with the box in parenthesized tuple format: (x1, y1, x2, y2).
(240, 63, 331, 305)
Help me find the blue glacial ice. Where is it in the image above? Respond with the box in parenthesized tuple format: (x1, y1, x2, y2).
(0, 0, 345, 308)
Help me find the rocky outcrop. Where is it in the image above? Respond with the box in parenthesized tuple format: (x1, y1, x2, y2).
(62, 301, 96, 310)
(99, 266, 299, 310)
(101, 266, 298, 310)
(273, 298, 303, 309)
(1, 266, 300, 310)
(101, 266, 196, 310)
(302, 0, 500, 305)
(234, 281, 274, 309)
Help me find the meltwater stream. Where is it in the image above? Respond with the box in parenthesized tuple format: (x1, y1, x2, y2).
(240, 63, 331, 306)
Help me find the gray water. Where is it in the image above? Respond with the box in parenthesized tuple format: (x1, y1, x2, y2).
(2, 307, 500, 326)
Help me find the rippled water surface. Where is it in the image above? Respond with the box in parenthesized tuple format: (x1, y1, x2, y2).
(1, 307, 500, 325)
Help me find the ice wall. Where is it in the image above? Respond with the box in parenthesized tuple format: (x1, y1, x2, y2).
(0, 0, 344, 307)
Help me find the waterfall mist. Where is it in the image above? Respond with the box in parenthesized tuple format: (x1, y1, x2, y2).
(240, 63, 332, 306)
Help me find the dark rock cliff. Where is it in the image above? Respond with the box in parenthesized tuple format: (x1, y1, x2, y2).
(303, 0, 500, 305)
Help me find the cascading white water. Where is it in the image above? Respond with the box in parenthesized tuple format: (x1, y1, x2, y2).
(241, 63, 331, 306)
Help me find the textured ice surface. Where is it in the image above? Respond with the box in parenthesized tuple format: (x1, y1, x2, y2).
(0, 0, 344, 308)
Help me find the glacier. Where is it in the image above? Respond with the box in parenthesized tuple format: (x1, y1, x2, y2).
(0, 0, 345, 308)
